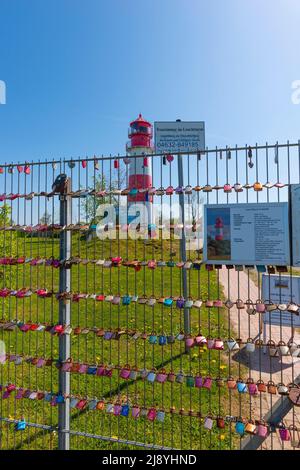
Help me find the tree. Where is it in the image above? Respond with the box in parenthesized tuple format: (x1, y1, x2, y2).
(39, 211, 51, 225)
(81, 169, 126, 225)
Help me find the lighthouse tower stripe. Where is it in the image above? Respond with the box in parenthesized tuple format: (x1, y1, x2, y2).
(129, 155, 149, 176)
(127, 114, 153, 204)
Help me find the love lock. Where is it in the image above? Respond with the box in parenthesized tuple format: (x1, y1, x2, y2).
(289, 385, 300, 406)
(15, 419, 26, 431)
(52, 174, 69, 194)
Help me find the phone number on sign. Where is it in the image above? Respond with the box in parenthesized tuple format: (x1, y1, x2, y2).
(156, 141, 201, 149)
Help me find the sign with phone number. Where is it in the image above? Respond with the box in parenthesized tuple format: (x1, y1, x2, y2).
(154, 121, 205, 153)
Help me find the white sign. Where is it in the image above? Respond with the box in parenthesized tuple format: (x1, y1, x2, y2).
(154, 121, 205, 153)
(291, 184, 300, 266)
(262, 274, 300, 328)
(203, 203, 290, 265)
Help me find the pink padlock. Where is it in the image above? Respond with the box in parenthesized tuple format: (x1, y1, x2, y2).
(119, 365, 131, 380)
(214, 338, 224, 350)
(224, 184, 232, 193)
(247, 382, 258, 396)
(203, 376, 213, 389)
(279, 426, 290, 442)
(78, 364, 88, 374)
(156, 369, 167, 383)
(132, 405, 140, 419)
(96, 365, 106, 376)
(0, 353, 6, 364)
(207, 337, 215, 349)
(147, 408, 157, 421)
(195, 334, 206, 346)
(255, 299, 266, 313)
(36, 358, 46, 368)
(62, 360, 73, 372)
(185, 336, 195, 349)
(114, 403, 122, 415)
(257, 421, 268, 437)
(16, 388, 24, 399)
(50, 396, 58, 406)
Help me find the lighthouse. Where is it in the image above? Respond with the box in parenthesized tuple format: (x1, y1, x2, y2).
(126, 114, 154, 232)
(215, 217, 224, 241)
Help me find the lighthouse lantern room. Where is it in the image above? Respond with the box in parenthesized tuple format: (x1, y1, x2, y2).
(127, 114, 153, 203)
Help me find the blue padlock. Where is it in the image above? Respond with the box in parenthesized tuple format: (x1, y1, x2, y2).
(15, 419, 26, 431)
(103, 331, 113, 341)
(44, 393, 53, 402)
(176, 298, 185, 309)
(56, 394, 65, 404)
(147, 371, 156, 382)
(158, 335, 167, 346)
(237, 381, 248, 393)
(122, 296, 131, 305)
(167, 335, 175, 344)
(121, 404, 130, 417)
(87, 366, 97, 375)
(129, 188, 138, 196)
(163, 298, 173, 307)
(88, 399, 98, 410)
(235, 421, 245, 436)
(149, 334, 157, 345)
(156, 410, 165, 422)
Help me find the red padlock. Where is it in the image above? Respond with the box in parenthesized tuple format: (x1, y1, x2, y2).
(24, 164, 31, 175)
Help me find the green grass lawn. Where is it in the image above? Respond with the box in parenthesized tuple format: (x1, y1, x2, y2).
(0, 233, 246, 450)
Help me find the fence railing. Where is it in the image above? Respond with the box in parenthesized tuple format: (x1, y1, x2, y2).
(0, 143, 299, 450)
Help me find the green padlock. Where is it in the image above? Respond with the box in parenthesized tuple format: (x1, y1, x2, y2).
(186, 375, 195, 387)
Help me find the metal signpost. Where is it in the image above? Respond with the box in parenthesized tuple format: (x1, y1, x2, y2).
(58, 176, 71, 450)
(177, 152, 190, 349)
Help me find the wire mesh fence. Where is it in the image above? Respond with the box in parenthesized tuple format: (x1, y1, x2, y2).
(0, 142, 300, 450)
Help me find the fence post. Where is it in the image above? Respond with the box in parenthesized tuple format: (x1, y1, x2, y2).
(177, 153, 190, 351)
(58, 176, 71, 450)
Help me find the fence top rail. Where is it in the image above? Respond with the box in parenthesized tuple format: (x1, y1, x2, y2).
(1, 141, 300, 168)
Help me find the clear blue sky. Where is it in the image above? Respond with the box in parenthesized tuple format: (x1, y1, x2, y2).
(0, 0, 300, 164)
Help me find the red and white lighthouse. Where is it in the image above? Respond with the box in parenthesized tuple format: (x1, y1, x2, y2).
(215, 217, 224, 241)
(126, 114, 154, 228)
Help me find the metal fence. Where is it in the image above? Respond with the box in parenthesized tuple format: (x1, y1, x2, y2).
(0, 142, 300, 450)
